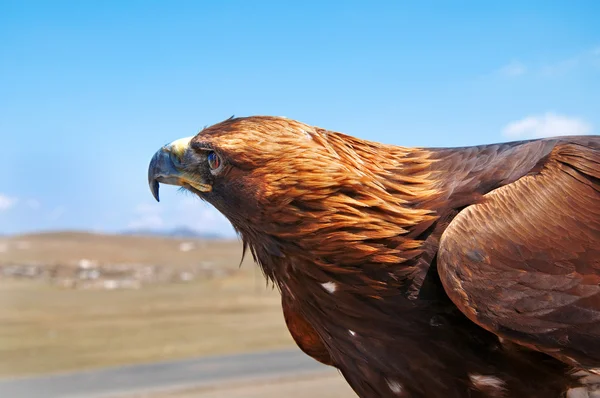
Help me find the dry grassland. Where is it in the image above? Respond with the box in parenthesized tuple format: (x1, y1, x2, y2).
(0, 232, 295, 378)
(123, 371, 356, 398)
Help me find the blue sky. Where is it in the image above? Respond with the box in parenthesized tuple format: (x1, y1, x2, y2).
(1, 0, 599, 236)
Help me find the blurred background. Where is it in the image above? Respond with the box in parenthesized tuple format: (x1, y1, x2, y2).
(1, 1, 598, 397)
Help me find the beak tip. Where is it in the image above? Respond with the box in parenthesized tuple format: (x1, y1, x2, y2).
(148, 152, 161, 202)
(149, 166, 161, 201)
(151, 184, 160, 202)
(149, 179, 160, 202)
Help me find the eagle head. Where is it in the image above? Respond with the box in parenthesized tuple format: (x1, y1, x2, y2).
(148, 115, 438, 283)
(149, 116, 346, 229)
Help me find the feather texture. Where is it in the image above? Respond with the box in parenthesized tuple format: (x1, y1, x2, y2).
(160, 116, 600, 397)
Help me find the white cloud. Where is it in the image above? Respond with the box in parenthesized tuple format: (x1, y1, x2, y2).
(175, 197, 234, 235)
(540, 57, 579, 77)
(494, 46, 600, 80)
(47, 206, 67, 221)
(0, 194, 17, 211)
(127, 214, 164, 230)
(135, 203, 161, 213)
(127, 203, 165, 230)
(127, 196, 235, 236)
(503, 113, 592, 139)
(498, 61, 527, 77)
(26, 199, 41, 210)
(538, 46, 600, 76)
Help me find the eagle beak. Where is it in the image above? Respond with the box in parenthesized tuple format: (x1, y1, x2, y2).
(148, 136, 195, 202)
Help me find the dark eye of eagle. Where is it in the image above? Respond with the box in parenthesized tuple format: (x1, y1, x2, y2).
(207, 151, 221, 170)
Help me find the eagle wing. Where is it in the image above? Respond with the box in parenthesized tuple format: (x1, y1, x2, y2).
(437, 140, 600, 368)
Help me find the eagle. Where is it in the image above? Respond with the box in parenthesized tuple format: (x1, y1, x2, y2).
(148, 116, 600, 398)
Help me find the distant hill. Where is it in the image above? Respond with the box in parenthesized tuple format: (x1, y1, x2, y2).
(0, 230, 248, 269)
(120, 226, 227, 240)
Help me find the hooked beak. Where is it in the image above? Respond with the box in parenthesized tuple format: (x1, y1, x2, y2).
(148, 136, 211, 202)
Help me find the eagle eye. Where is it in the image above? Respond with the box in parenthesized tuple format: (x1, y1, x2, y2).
(207, 151, 221, 170)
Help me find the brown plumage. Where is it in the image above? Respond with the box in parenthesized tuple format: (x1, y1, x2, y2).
(148, 116, 600, 397)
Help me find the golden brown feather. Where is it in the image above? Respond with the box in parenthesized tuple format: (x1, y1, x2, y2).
(148, 116, 600, 397)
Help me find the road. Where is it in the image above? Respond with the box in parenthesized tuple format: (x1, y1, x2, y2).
(0, 349, 331, 398)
